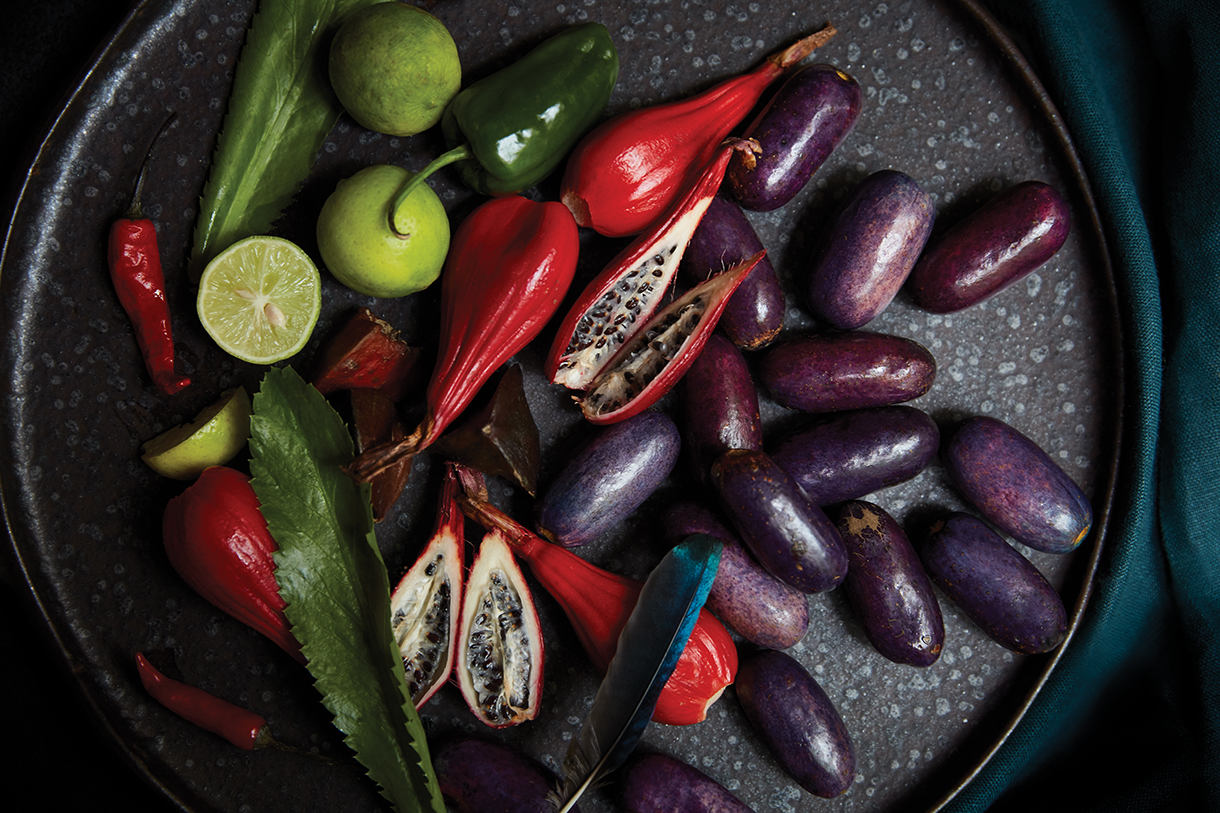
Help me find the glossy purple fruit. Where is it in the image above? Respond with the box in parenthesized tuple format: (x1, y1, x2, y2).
(681, 195, 785, 349)
(680, 332, 763, 487)
(834, 501, 943, 667)
(536, 410, 680, 546)
(662, 500, 809, 649)
(920, 512, 1067, 655)
(435, 736, 575, 813)
(770, 405, 940, 505)
(710, 449, 847, 594)
(907, 180, 1071, 313)
(620, 752, 754, 813)
(945, 415, 1092, 553)
(806, 170, 935, 329)
(727, 64, 862, 212)
(736, 649, 855, 798)
(759, 331, 936, 413)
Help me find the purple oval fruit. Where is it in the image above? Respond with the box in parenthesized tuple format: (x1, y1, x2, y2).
(536, 410, 680, 547)
(945, 415, 1092, 553)
(710, 449, 847, 593)
(736, 649, 855, 798)
(662, 500, 809, 649)
(680, 333, 763, 487)
(806, 170, 935, 329)
(727, 64, 862, 211)
(770, 405, 940, 505)
(906, 180, 1071, 313)
(681, 195, 785, 349)
(920, 512, 1067, 655)
(620, 752, 754, 813)
(435, 735, 575, 813)
(834, 501, 943, 666)
(759, 331, 936, 413)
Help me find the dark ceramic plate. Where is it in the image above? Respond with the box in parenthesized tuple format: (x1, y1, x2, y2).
(0, 0, 1120, 810)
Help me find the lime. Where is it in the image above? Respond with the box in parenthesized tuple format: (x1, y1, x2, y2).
(197, 236, 322, 364)
(141, 387, 252, 480)
(329, 3, 461, 137)
(316, 164, 450, 298)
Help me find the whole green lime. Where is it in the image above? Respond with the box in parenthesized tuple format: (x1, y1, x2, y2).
(317, 164, 450, 298)
(329, 3, 461, 137)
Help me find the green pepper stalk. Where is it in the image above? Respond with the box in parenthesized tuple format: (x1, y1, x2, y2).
(393, 22, 618, 205)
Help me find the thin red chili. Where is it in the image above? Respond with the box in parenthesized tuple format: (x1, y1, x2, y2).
(135, 652, 271, 750)
(108, 113, 190, 396)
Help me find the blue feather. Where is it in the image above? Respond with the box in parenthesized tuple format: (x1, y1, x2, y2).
(551, 534, 724, 813)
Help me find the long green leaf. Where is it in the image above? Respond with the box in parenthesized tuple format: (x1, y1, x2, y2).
(190, 0, 386, 274)
(249, 366, 443, 813)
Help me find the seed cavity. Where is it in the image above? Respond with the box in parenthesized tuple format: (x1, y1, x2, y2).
(463, 568, 534, 726)
(392, 552, 454, 705)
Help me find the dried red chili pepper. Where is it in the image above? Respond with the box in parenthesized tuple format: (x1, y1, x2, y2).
(559, 24, 836, 237)
(346, 195, 579, 484)
(162, 466, 304, 664)
(136, 652, 272, 750)
(108, 113, 190, 395)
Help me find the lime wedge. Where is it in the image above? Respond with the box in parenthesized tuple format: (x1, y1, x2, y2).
(141, 386, 252, 479)
(197, 236, 322, 364)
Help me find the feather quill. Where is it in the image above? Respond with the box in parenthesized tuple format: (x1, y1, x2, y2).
(550, 534, 723, 813)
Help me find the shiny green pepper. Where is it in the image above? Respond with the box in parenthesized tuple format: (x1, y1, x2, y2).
(403, 23, 618, 198)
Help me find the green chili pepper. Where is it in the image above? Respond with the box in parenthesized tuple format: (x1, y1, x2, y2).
(397, 22, 618, 201)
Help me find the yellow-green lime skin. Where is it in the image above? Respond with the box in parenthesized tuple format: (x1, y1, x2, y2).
(196, 236, 322, 365)
(316, 164, 450, 299)
(329, 3, 462, 137)
(141, 387, 252, 480)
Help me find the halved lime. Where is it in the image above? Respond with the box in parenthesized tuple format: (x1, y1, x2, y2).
(141, 386, 252, 480)
(197, 236, 322, 364)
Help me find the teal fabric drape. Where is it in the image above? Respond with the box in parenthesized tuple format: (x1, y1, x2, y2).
(951, 1, 1220, 809)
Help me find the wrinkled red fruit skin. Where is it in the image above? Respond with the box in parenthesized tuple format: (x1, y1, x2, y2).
(620, 752, 753, 813)
(681, 195, 785, 349)
(559, 27, 836, 237)
(906, 180, 1071, 313)
(435, 736, 574, 813)
(162, 466, 303, 664)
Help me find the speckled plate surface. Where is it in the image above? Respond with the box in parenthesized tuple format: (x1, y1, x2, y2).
(1, 0, 1120, 811)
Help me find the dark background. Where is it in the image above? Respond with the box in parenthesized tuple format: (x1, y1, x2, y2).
(0, 0, 178, 809)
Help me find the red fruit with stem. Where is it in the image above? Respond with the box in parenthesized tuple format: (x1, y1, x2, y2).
(559, 24, 836, 237)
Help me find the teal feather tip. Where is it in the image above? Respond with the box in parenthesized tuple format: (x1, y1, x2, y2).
(551, 534, 723, 812)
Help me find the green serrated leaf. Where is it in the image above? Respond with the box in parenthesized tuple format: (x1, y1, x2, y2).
(249, 366, 443, 813)
(190, 0, 388, 275)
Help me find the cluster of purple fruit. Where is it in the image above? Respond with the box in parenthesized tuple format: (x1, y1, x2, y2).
(431, 54, 1091, 813)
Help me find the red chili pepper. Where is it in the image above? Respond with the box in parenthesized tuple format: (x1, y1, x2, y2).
(559, 24, 836, 238)
(136, 652, 271, 750)
(162, 466, 305, 664)
(109, 113, 190, 395)
(346, 195, 580, 484)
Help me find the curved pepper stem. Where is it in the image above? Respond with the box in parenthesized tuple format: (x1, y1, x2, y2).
(388, 144, 473, 236)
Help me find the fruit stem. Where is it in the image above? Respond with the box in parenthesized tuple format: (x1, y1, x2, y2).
(766, 22, 837, 72)
(388, 144, 473, 236)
